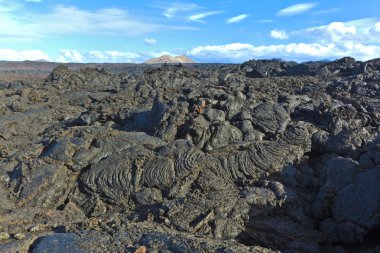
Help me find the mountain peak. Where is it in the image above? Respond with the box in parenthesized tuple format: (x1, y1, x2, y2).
(145, 55, 195, 64)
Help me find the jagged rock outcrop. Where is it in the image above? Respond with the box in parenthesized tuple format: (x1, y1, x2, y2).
(0, 57, 379, 252)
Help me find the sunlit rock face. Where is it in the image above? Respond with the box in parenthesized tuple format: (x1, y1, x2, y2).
(0, 58, 380, 253)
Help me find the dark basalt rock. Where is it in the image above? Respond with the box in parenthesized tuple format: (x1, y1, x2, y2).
(241, 59, 295, 78)
(0, 81, 9, 89)
(332, 169, 380, 243)
(173, 147, 204, 178)
(10, 160, 69, 208)
(30, 233, 86, 253)
(73, 111, 99, 126)
(251, 102, 290, 136)
(1, 57, 380, 253)
(80, 151, 140, 204)
(142, 156, 175, 189)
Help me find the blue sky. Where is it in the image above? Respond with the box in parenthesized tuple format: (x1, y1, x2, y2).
(1, 0, 380, 63)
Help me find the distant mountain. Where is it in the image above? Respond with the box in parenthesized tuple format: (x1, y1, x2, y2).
(35, 59, 49, 62)
(269, 58, 284, 62)
(23, 59, 49, 63)
(145, 55, 195, 64)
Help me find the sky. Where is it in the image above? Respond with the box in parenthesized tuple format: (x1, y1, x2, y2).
(1, 0, 380, 63)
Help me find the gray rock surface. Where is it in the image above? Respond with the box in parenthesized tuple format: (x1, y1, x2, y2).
(0, 57, 379, 252)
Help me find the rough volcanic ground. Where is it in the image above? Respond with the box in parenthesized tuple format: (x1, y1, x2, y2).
(0, 61, 215, 82)
(0, 57, 379, 253)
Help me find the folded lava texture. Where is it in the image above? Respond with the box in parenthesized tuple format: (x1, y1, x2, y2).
(0, 57, 380, 253)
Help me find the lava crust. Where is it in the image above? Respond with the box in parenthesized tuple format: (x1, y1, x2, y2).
(0, 58, 380, 253)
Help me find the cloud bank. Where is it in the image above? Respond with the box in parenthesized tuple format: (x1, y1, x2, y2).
(1, 15, 380, 63)
(0, 49, 50, 61)
(188, 18, 380, 62)
(187, 42, 380, 63)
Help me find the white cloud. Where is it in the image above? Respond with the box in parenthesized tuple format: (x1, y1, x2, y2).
(187, 18, 380, 62)
(312, 7, 343, 15)
(0, 49, 49, 61)
(145, 38, 157, 45)
(56, 50, 143, 63)
(0, 1, 22, 12)
(253, 19, 274, 23)
(188, 11, 222, 23)
(187, 42, 380, 63)
(0, 1, 40, 41)
(226, 14, 249, 24)
(0, 48, 180, 63)
(87, 51, 141, 63)
(188, 43, 255, 62)
(375, 22, 380, 32)
(57, 49, 83, 63)
(324, 22, 356, 40)
(53, 50, 177, 63)
(0, 5, 196, 42)
(270, 30, 289, 40)
(25, 0, 42, 2)
(297, 18, 380, 44)
(42, 6, 195, 36)
(162, 3, 198, 18)
(0, 15, 40, 41)
(278, 3, 318, 16)
(3, 15, 380, 64)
